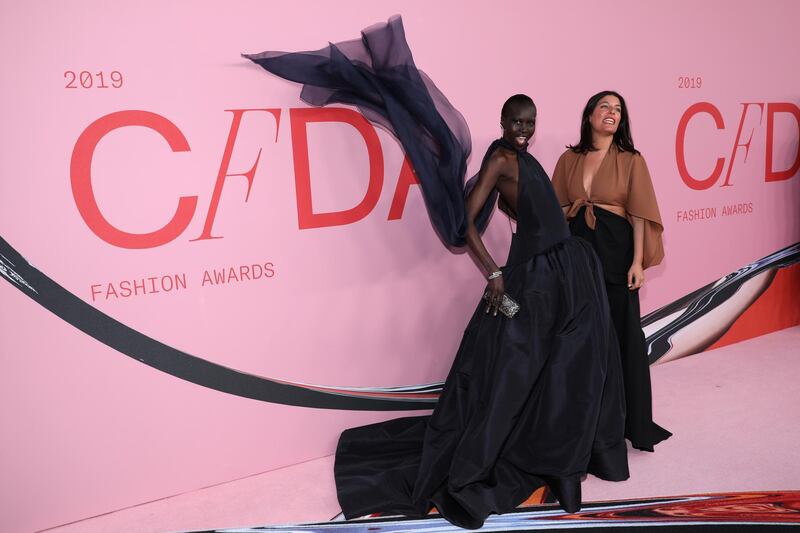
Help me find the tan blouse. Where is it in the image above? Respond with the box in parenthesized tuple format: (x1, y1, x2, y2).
(551, 145, 664, 269)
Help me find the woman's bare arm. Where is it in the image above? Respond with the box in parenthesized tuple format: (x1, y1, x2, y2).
(464, 152, 514, 315)
(628, 215, 645, 289)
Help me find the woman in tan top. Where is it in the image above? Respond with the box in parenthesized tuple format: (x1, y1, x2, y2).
(552, 90, 671, 452)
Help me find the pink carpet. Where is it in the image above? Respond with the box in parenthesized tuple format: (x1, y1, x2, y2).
(43, 326, 800, 533)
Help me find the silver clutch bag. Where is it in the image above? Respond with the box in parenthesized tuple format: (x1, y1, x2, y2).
(483, 291, 520, 318)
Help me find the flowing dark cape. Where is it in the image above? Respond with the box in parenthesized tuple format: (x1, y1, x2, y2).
(243, 15, 495, 247)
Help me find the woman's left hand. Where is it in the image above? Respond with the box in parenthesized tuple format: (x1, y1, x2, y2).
(485, 276, 505, 316)
(627, 262, 645, 290)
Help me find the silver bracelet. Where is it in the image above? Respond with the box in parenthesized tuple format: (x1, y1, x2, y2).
(487, 270, 503, 280)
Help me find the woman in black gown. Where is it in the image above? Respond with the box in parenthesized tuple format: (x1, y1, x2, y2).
(245, 18, 629, 529)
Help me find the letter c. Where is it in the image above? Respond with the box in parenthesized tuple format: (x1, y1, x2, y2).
(70, 110, 197, 248)
(675, 102, 726, 190)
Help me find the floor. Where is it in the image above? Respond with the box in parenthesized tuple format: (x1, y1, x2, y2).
(44, 326, 800, 533)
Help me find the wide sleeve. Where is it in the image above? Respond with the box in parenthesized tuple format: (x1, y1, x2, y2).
(627, 154, 665, 269)
(551, 152, 572, 208)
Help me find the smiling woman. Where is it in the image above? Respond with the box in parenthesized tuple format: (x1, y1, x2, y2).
(330, 91, 631, 530)
(552, 90, 671, 452)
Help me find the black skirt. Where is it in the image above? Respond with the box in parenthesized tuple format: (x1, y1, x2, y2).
(335, 236, 629, 529)
(569, 205, 672, 451)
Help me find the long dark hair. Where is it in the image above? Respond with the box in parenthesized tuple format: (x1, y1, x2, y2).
(568, 90, 638, 154)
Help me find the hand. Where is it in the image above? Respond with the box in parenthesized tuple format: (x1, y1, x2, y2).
(485, 276, 505, 316)
(627, 262, 644, 290)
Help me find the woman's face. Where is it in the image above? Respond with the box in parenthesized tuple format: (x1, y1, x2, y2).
(502, 104, 536, 149)
(589, 94, 622, 137)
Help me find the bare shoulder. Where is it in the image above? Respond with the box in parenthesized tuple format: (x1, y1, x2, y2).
(488, 146, 517, 164)
(485, 146, 517, 175)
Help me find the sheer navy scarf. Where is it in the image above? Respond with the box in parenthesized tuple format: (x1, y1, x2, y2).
(244, 16, 496, 247)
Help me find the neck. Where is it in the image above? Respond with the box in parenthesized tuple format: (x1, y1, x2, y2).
(592, 133, 613, 151)
(499, 136, 526, 152)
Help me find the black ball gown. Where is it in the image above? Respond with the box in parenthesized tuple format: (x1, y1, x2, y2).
(334, 139, 630, 528)
(244, 16, 629, 529)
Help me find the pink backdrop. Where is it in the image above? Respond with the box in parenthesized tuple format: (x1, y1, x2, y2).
(1, 1, 799, 531)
